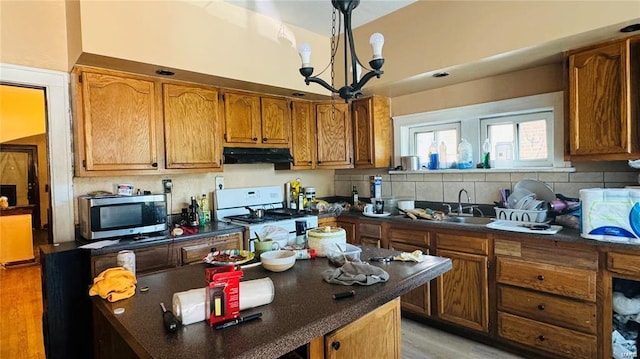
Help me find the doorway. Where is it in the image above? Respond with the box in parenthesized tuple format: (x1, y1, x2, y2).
(0, 144, 41, 230)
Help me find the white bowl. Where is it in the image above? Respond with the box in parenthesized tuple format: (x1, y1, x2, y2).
(260, 250, 296, 272)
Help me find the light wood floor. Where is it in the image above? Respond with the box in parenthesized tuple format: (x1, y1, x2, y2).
(0, 264, 45, 359)
(2, 260, 524, 359)
(402, 318, 525, 359)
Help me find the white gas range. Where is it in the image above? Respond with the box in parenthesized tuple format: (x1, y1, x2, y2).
(213, 186, 318, 251)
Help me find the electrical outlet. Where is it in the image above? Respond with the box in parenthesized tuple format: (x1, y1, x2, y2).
(215, 176, 224, 190)
(162, 179, 172, 193)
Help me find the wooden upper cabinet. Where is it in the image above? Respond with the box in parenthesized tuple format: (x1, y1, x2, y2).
(260, 97, 291, 145)
(223, 90, 261, 145)
(352, 96, 392, 168)
(75, 69, 162, 174)
(315, 102, 352, 169)
(290, 100, 316, 169)
(163, 83, 222, 170)
(567, 37, 640, 159)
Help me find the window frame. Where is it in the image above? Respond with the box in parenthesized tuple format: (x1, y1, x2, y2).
(480, 110, 554, 168)
(392, 91, 568, 170)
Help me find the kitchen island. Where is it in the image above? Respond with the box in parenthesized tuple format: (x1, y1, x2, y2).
(92, 246, 452, 359)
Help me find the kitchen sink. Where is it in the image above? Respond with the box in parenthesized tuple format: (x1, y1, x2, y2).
(441, 216, 495, 225)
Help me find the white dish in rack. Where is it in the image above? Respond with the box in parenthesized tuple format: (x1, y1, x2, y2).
(363, 212, 391, 218)
(486, 220, 562, 235)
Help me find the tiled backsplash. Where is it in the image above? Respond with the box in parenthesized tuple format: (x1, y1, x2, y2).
(335, 161, 639, 206)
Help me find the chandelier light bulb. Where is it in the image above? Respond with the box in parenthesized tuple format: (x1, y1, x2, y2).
(298, 43, 312, 67)
(369, 33, 385, 59)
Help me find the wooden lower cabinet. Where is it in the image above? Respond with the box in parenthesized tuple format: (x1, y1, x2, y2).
(309, 298, 401, 359)
(336, 217, 357, 244)
(91, 244, 172, 277)
(90, 232, 243, 276)
(174, 232, 242, 265)
(495, 238, 598, 359)
(435, 231, 489, 333)
(498, 312, 597, 358)
(318, 216, 337, 228)
(357, 220, 381, 248)
(388, 226, 431, 316)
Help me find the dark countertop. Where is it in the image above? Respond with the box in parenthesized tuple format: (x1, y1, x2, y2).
(74, 221, 245, 255)
(0, 205, 36, 216)
(92, 247, 452, 359)
(336, 210, 640, 253)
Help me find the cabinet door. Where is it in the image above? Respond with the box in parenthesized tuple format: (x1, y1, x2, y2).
(91, 245, 171, 277)
(435, 249, 489, 333)
(389, 240, 431, 316)
(260, 97, 290, 145)
(315, 102, 352, 169)
(290, 100, 316, 169)
(352, 96, 391, 168)
(325, 298, 400, 359)
(336, 220, 356, 244)
(79, 71, 160, 172)
(569, 40, 631, 156)
(223, 91, 261, 144)
(163, 83, 222, 169)
(179, 232, 243, 265)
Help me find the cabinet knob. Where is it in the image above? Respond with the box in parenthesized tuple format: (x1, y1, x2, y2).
(308, 161, 312, 164)
(537, 304, 545, 310)
(331, 341, 341, 350)
(537, 335, 546, 342)
(252, 137, 258, 142)
(262, 137, 268, 142)
(152, 162, 158, 167)
(537, 275, 544, 281)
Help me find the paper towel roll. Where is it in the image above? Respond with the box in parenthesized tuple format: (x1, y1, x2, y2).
(172, 277, 275, 325)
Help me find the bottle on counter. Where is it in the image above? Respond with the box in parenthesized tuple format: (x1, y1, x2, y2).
(297, 191, 304, 212)
(189, 196, 200, 227)
(482, 138, 491, 169)
(199, 194, 211, 224)
(439, 141, 448, 169)
(352, 185, 359, 205)
(457, 138, 473, 169)
(427, 141, 439, 170)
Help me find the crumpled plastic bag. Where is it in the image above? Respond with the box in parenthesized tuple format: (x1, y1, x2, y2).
(393, 250, 424, 262)
(259, 225, 289, 242)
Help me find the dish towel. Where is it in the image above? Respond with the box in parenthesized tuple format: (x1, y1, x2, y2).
(89, 267, 137, 302)
(393, 250, 424, 262)
(322, 262, 389, 286)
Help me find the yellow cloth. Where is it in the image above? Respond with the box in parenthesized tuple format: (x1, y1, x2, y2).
(89, 267, 137, 302)
(393, 250, 424, 263)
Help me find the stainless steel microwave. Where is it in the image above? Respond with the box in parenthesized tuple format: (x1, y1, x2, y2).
(78, 194, 167, 240)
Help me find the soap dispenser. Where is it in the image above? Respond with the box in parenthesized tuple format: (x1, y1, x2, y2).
(427, 141, 439, 170)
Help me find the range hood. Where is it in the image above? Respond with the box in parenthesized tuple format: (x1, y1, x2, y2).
(223, 147, 293, 164)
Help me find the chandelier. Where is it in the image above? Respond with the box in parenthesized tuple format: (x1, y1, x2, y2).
(297, 0, 385, 102)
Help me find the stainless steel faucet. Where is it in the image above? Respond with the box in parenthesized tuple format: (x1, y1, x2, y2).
(457, 189, 471, 215)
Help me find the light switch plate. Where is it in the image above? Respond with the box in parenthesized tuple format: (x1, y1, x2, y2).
(215, 176, 224, 190)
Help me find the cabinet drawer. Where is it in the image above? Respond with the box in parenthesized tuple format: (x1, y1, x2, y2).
(436, 232, 488, 255)
(92, 244, 171, 277)
(608, 251, 640, 276)
(497, 257, 596, 302)
(498, 285, 597, 334)
(498, 312, 596, 359)
(358, 222, 381, 239)
(388, 228, 430, 246)
(179, 233, 242, 265)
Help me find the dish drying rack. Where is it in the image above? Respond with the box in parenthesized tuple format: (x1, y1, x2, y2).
(494, 207, 548, 223)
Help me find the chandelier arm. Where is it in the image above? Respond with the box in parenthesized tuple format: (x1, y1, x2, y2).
(304, 76, 340, 94)
(352, 69, 384, 93)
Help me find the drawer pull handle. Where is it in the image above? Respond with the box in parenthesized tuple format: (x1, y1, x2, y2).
(537, 304, 545, 310)
(537, 275, 544, 281)
(537, 335, 546, 341)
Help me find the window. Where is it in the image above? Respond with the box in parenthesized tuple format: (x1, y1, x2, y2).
(409, 123, 459, 168)
(393, 92, 566, 170)
(481, 111, 553, 167)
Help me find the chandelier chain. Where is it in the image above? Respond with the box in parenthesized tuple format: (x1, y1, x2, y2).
(330, 6, 337, 119)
